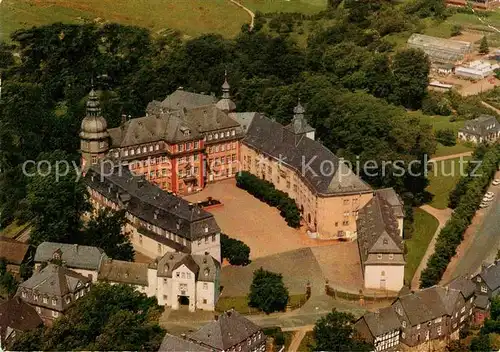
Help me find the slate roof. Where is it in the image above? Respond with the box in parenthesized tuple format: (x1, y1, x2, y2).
(34, 242, 107, 271)
(155, 252, 219, 282)
(17, 264, 91, 312)
(229, 112, 257, 133)
(161, 89, 217, 110)
(188, 310, 262, 351)
(0, 297, 42, 342)
(459, 115, 500, 137)
(85, 164, 220, 242)
(98, 259, 148, 286)
(360, 306, 401, 337)
(243, 114, 372, 196)
(447, 275, 476, 299)
(0, 237, 30, 265)
(180, 104, 242, 134)
(158, 333, 211, 352)
(375, 188, 404, 218)
(475, 295, 490, 310)
(108, 111, 201, 148)
(477, 261, 500, 291)
(397, 286, 461, 325)
(357, 193, 404, 265)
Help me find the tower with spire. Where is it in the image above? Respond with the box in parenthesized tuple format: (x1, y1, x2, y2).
(286, 99, 315, 140)
(79, 87, 110, 169)
(216, 71, 236, 113)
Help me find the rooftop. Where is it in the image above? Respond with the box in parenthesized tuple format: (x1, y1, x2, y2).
(0, 297, 42, 342)
(34, 242, 107, 271)
(0, 237, 30, 265)
(98, 259, 149, 286)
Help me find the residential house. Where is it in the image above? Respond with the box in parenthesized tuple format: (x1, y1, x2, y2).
(0, 297, 43, 346)
(0, 237, 31, 277)
(458, 115, 500, 144)
(448, 275, 478, 325)
(158, 309, 266, 352)
(354, 306, 401, 351)
(392, 286, 470, 350)
(472, 260, 500, 298)
(97, 252, 220, 312)
(357, 190, 405, 291)
(16, 264, 92, 325)
(34, 242, 108, 282)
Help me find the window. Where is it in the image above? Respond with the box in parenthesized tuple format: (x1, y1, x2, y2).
(176, 272, 180, 278)
(124, 150, 129, 157)
(381, 271, 385, 276)
(481, 285, 488, 293)
(402, 332, 405, 338)
(203, 299, 207, 304)
(36, 307, 41, 313)
(221, 144, 226, 152)
(66, 296, 71, 304)
(435, 317, 442, 323)
(155, 144, 160, 151)
(43, 297, 48, 304)
(143, 147, 147, 153)
(417, 324, 421, 330)
(22, 292, 26, 298)
(92, 156, 97, 165)
(33, 294, 38, 301)
(203, 283, 208, 290)
(389, 254, 394, 260)
(377, 254, 382, 259)
(460, 307, 465, 314)
(136, 148, 140, 154)
(158, 243, 162, 254)
(232, 130, 236, 136)
(437, 326, 442, 335)
(187, 273, 191, 279)
(343, 199, 349, 205)
(402, 321, 406, 328)
(226, 131, 230, 137)
(179, 144, 184, 152)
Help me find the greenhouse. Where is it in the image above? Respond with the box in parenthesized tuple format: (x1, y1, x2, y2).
(407, 34, 473, 64)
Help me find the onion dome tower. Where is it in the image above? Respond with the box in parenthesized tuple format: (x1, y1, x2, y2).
(216, 71, 236, 113)
(79, 88, 110, 169)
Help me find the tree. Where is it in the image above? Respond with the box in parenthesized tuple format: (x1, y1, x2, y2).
(469, 334, 491, 352)
(435, 129, 456, 146)
(248, 267, 289, 314)
(8, 283, 164, 351)
(480, 36, 490, 55)
(81, 208, 135, 261)
(451, 24, 462, 37)
(221, 233, 251, 266)
(313, 309, 373, 352)
(20, 151, 90, 246)
(390, 49, 430, 109)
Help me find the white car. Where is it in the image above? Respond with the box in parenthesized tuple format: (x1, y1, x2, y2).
(483, 197, 493, 203)
(480, 202, 490, 208)
(493, 179, 500, 186)
(486, 191, 495, 197)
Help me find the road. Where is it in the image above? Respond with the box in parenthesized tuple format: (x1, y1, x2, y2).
(288, 326, 313, 352)
(442, 171, 500, 282)
(228, 0, 255, 30)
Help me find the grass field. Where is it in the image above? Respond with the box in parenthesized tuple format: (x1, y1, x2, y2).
(0, 0, 248, 41)
(216, 293, 307, 314)
(404, 208, 439, 285)
(434, 143, 474, 158)
(426, 156, 471, 209)
(0, 220, 29, 239)
(240, 0, 326, 14)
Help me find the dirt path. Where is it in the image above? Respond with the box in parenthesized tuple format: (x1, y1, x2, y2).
(411, 205, 453, 289)
(482, 100, 500, 115)
(429, 152, 473, 162)
(288, 326, 313, 352)
(228, 0, 255, 30)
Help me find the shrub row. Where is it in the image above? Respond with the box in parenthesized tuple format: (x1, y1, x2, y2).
(236, 171, 301, 228)
(221, 233, 251, 266)
(420, 145, 500, 288)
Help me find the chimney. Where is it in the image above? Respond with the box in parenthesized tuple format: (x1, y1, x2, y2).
(74, 244, 79, 252)
(178, 86, 184, 90)
(188, 202, 194, 210)
(181, 333, 186, 339)
(121, 114, 127, 126)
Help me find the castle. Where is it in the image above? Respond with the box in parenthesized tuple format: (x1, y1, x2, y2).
(80, 75, 406, 292)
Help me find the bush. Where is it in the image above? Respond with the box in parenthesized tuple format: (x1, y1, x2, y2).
(221, 233, 251, 266)
(451, 24, 462, 36)
(236, 171, 301, 228)
(435, 128, 456, 146)
(420, 145, 500, 288)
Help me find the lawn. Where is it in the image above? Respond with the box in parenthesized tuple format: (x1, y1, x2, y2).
(426, 156, 471, 209)
(0, 220, 30, 239)
(298, 331, 315, 351)
(434, 143, 474, 158)
(404, 208, 439, 285)
(216, 294, 307, 314)
(0, 0, 248, 41)
(240, 0, 326, 14)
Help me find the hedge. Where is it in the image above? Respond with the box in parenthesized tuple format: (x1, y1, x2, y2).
(221, 233, 251, 266)
(236, 171, 301, 228)
(420, 145, 500, 288)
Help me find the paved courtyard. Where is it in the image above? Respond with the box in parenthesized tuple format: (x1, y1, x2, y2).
(184, 179, 340, 259)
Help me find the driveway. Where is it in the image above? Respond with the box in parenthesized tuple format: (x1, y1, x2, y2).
(441, 171, 500, 283)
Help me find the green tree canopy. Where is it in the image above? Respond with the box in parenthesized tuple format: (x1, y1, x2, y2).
(8, 283, 165, 351)
(313, 309, 373, 351)
(248, 267, 289, 314)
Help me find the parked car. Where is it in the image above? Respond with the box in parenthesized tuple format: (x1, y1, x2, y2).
(493, 179, 500, 186)
(486, 191, 495, 197)
(480, 202, 490, 208)
(483, 196, 494, 202)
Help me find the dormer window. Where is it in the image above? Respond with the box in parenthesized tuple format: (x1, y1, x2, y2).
(377, 254, 382, 259)
(204, 225, 209, 233)
(383, 238, 388, 245)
